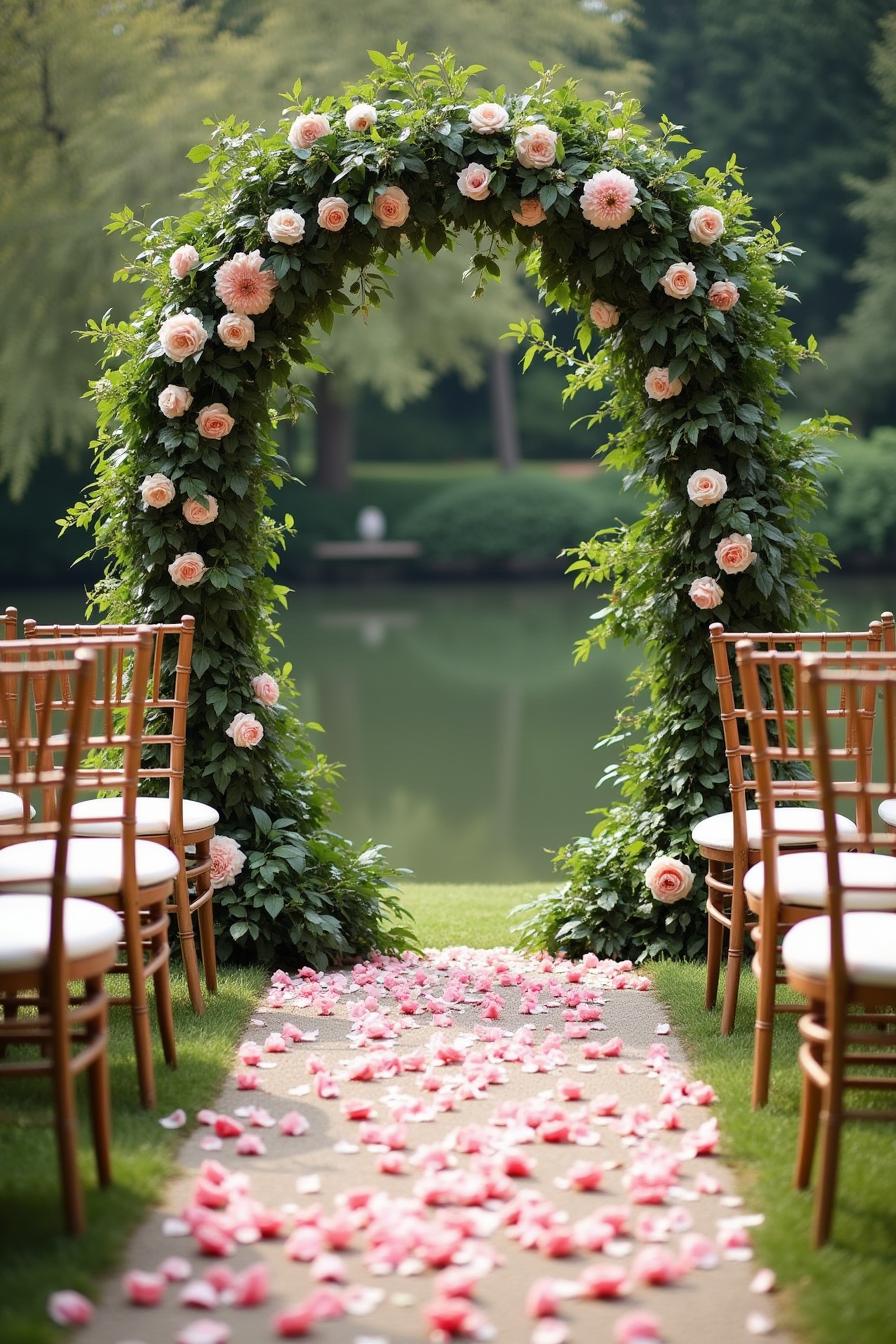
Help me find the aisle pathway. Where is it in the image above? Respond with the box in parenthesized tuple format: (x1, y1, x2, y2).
(82, 950, 786, 1343)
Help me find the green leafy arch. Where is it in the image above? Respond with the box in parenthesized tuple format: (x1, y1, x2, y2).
(74, 47, 836, 964)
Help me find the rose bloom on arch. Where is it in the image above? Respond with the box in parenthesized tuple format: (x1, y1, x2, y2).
(158, 312, 207, 363)
(716, 532, 756, 574)
(197, 403, 235, 440)
(183, 494, 218, 526)
(226, 711, 264, 748)
(590, 299, 620, 330)
(645, 856, 694, 904)
(209, 835, 246, 890)
(644, 366, 683, 401)
(287, 111, 331, 151)
(372, 185, 410, 228)
(158, 384, 192, 418)
(140, 473, 176, 509)
(168, 552, 207, 587)
(689, 576, 724, 610)
(687, 469, 727, 507)
(251, 673, 280, 707)
(511, 198, 546, 227)
(469, 101, 509, 134)
(318, 196, 350, 232)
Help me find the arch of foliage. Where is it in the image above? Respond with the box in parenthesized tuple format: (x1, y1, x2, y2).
(72, 46, 837, 965)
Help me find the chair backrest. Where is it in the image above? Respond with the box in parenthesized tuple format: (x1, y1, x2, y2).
(22, 617, 194, 839)
(0, 647, 96, 976)
(709, 620, 884, 855)
(3, 608, 15, 641)
(801, 652, 896, 990)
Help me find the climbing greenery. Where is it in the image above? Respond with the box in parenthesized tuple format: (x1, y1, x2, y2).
(67, 44, 838, 963)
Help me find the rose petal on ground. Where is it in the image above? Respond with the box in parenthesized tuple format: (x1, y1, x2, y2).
(750, 1268, 776, 1295)
(47, 1291, 94, 1327)
(746, 1311, 776, 1335)
(122, 1269, 167, 1306)
(159, 1108, 187, 1129)
(176, 1320, 231, 1344)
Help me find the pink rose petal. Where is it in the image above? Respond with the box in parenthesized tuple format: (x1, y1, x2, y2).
(47, 1291, 94, 1327)
(160, 1108, 187, 1129)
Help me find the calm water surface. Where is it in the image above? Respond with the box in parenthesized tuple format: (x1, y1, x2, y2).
(13, 576, 895, 882)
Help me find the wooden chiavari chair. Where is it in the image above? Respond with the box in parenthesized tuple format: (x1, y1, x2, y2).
(699, 620, 885, 1036)
(0, 647, 120, 1234)
(0, 606, 27, 829)
(737, 640, 896, 1108)
(24, 616, 218, 1015)
(0, 633, 178, 1108)
(785, 653, 896, 1246)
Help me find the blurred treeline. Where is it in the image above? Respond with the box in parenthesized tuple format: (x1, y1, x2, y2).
(1, 0, 895, 577)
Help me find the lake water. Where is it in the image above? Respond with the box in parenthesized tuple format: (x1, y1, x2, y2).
(11, 575, 895, 882)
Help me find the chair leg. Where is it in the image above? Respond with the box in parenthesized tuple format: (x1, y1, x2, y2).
(721, 870, 747, 1037)
(812, 1020, 845, 1247)
(0, 993, 18, 1058)
(751, 914, 778, 1109)
(195, 842, 217, 995)
(122, 902, 156, 1109)
(51, 1014, 84, 1236)
(172, 864, 205, 1015)
(151, 920, 177, 1069)
(84, 977, 112, 1188)
(704, 866, 724, 1012)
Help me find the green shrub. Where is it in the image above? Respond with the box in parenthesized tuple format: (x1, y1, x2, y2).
(820, 427, 896, 566)
(399, 471, 643, 568)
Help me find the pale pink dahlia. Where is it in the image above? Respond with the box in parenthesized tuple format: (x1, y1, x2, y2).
(580, 169, 640, 230)
(213, 250, 277, 316)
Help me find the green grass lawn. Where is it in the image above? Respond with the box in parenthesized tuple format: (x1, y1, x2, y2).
(650, 962, 896, 1344)
(0, 965, 265, 1344)
(398, 881, 545, 947)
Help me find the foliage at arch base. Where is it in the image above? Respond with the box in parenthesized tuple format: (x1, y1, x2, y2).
(69, 45, 841, 966)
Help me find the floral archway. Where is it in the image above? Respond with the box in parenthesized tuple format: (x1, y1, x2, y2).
(74, 47, 834, 965)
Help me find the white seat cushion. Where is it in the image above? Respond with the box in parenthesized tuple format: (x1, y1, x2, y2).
(744, 850, 896, 909)
(782, 911, 896, 987)
(0, 790, 26, 823)
(70, 795, 219, 837)
(878, 798, 896, 828)
(0, 838, 179, 897)
(0, 895, 121, 973)
(691, 807, 857, 851)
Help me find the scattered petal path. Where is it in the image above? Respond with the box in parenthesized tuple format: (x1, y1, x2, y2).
(75, 949, 786, 1344)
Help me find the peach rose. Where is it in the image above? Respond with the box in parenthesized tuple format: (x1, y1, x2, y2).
(318, 196, 350, 232)
(708, 280, 739, 311)
(645, 856, 694, 904)
(457, 162, 493, 201)
(372, 185, 410, 229)
(168, 551, 207, 587)
(217, 313, 255, 350)
(182, 494, 218, 526)
(345, 102, 377, 133)
(511, 198, 547, 227)
(659, 261, 697, 300)
(644, 366, 683, 400)
(715, 532, 755, 574)
(515, 123, 558, 170)
(288, 112, 331, 151)
(209, 834, 245, 889)
(469, 102, 509, 134)
(686, 469, 727, 506)
(196, 403, 235, 439)
(267, 208, 305, 245)
(689, 205, 725, 245)
(169, 244, 200, 280)
(251, 673, 280, 707)
(590, 299, 620, 330)
(158, 384, 193, 418)
(139, 473, 176, 509)
(226, 711, 264, 748)
(158, 312, 208, 363)
(689, 576, 724, 610)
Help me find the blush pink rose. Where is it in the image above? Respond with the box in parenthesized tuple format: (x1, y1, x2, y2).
(708, 280, 740, 311)
(373, 185, 410, 228)
(689, 205, 725, 245)
(457, 162, 493, 201)
(214, 251, 277, 315)
(511, 198, 547, 226)
(345, 102, 377, 133)
(318, 196, 350, 231)
(182, 494, 219, 526)
(580, 169, 640, 229)
(644, 856, 694, 904)
(140, 473, 176, 509)
(644, 366, 683, 400)
(659, 261, 697, 299)
(251, 674, 279, 707)
(689, 576, 724, 610)
(196, 403, 235, 439)
(158, 384, 193, 418)
(590, 299, 620, 330)
(159, 312, 208, 363)
(217, 313, 255, 350)
(469, 102, 509, 134)
(267, 209, 305, 245)
(209, 835, 246, 889)
(686, 468, 727, 506)
(169, 244, 200, 280)
(226, 712, 264, 748)
(168, 552, 207, 587)
(715, 532, 755, 574)
(515, 123, 558, 169)
(288, 112, 331, 151)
